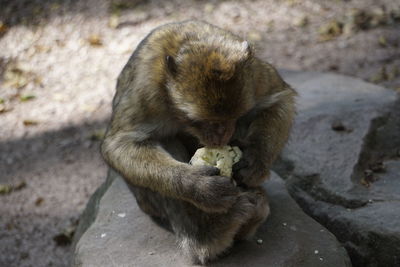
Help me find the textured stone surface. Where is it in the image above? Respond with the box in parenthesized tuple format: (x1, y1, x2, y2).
(72, 170, 350, 267)
(275, 71, 400, 267)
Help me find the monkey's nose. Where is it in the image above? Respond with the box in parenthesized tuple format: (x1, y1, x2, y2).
(211, 122, 235, 146)
(215, 124, 227, 136)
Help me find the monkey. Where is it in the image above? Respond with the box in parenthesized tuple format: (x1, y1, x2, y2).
(101, 20, 296, 264)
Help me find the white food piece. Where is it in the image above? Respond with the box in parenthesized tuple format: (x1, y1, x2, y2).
(190, 146, 242, 177)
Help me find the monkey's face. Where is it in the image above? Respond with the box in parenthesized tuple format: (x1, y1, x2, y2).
(165, 41, 255, 147)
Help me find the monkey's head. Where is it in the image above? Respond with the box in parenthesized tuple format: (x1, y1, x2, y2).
(165, 38, 255, 147)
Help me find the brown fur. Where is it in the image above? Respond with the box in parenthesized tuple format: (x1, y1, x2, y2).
(102, 20, 296, 264)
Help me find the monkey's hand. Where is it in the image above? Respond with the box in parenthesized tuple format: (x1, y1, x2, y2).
(232, 146, 269, 187)
(184, 165, 240, 213)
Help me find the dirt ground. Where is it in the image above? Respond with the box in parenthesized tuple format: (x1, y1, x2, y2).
(0, 0, 399, 266)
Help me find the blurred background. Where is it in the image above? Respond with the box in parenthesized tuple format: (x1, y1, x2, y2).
(0, 0, 399, 266)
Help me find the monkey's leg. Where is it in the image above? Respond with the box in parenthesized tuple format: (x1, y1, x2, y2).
(164, 192, 259, 264)
(128, 138, 190, 226)
(127, 137, 190, 219)
(130, 182, 264, 264)
(129, 185, 175, 231)
(235, 186, 269, 240)
(130, 186, 165, 218)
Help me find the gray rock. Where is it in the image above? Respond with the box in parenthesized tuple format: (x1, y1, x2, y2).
(275, 71, 400, 267)
(72, 170, 350, 266)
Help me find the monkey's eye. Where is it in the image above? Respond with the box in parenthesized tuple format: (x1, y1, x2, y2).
(186, 118, 202, 128)
(166, 55, 177, 76)
(212, 69, 223, 76)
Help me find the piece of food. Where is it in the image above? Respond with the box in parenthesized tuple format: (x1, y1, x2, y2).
(190, 146, 242, 177)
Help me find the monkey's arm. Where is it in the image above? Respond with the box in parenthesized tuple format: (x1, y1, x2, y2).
(101, 118, 239, 213)
(233, 87, 296, 187)
(102, 130, 187, 193)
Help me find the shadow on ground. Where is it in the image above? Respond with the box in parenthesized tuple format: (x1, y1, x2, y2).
(0, 119, 109, 267)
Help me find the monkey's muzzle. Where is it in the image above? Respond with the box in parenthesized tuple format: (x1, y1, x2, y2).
(202, 121, 236, 147)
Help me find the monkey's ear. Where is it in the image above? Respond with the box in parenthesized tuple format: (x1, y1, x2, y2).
(242, 41, 253, 58)
(241, 41, 253, 59)
(241, 41, 249, 51)
(166, 55, 177, 76)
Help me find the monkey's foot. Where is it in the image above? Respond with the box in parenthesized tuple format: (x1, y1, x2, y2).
(235, 187, 270, 240)
(180, 192, 261, 265)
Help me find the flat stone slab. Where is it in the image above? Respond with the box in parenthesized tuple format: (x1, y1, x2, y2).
(72, 169, 350, 266)
(276, 71, 400, 267)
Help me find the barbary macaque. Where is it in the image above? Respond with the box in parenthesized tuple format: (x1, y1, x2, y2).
(101, 20, 296, 264)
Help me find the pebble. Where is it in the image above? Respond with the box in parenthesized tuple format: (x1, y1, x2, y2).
(117, 213, 126, 218)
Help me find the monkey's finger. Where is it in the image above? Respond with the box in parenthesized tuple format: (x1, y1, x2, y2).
(234, 191, 257, 205)
(233, 158, 249, 172)
(207, 166, 221, 176)
(229, 193, 258, 218)
(233, 166, 257, 187)
(232, 172, 244, 185)
(213, 176, 240, 196)
(232, 161, 250, 184)
(207, 195, 238, 213)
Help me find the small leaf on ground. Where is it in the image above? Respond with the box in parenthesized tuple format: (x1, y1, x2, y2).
(0, 103, 12, 113)
(108, 15, 120, 29)
(0, 21, 7, 35)
(87, 35, 103, 47)
(14, 181, 26, 190)
(0, 181, 26, 195)
(0, 184, 13, 195)
(343, 7, 398, 35)
(23, 119, 39, 126)
(293, 15, 309, 27)
(89, 128, 106, 141)
(35, 197, 44, 206)
(110, 0, 141, 14)
(3, 63, 39, 89)
(20, 94, 36, 102)
(4, 66, 29, 89)
(318, 20, 343, 42)
(378, 36, 387, 47)
(53, 225, 76, 246)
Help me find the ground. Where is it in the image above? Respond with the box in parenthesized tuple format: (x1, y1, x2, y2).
(0, 0, 399, 266)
